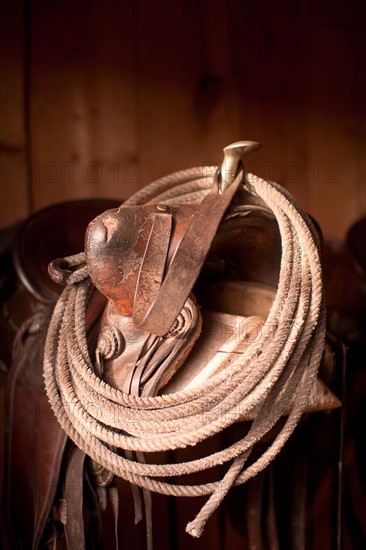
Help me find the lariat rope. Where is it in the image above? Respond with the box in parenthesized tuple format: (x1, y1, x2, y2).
(43, 169, 326, 538)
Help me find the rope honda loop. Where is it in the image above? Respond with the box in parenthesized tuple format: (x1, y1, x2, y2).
(44, 141, 327, 540)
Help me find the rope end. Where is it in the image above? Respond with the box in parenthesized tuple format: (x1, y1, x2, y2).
(186, 520, 204, 538)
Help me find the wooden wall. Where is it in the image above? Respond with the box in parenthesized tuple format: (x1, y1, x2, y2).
(1, 0, 365, 241)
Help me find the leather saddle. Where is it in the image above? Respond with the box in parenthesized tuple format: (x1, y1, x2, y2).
(1, 149, 344, 549)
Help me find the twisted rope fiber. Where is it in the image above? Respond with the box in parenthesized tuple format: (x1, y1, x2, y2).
(43, 169, 326, 538)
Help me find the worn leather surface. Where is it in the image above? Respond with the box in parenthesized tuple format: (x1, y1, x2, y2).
(3, 312, 68, 548)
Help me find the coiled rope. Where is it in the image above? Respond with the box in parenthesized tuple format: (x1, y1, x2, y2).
(43, 169, 326, 538)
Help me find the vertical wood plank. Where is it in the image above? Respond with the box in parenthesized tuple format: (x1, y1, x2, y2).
(306, 0, 366, 240)
(136, 0, 236, 187)
(29, 0, 139, 210)
(228, 0, 312, 210)
(228, 0, 366, 240)
(0, 1, 28, 228)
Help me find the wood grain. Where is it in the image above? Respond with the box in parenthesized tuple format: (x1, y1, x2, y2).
(0, 1, 29, 227)
(0, 0, 365, 240)
(28, 0, 139, 209)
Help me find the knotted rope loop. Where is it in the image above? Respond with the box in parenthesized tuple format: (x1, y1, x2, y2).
(48, 252, 88, 285)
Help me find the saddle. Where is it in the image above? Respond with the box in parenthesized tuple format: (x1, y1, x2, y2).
(1, 143, 343, 549)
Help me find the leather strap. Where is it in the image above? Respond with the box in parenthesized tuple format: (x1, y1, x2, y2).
(133, 172, 243, 335)
(64, 446, 86, 550)
(108, 485, 120, 550)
